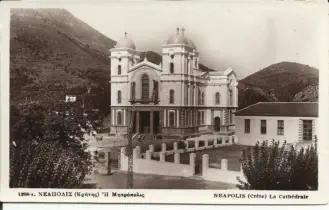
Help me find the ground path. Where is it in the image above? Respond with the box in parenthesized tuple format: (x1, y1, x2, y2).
(90, 171, 237, 189)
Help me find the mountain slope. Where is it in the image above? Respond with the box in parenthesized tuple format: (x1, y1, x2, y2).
(10, 8, 215, 112)
(10, 8, 116, 114)
(237, 62, 319, 109)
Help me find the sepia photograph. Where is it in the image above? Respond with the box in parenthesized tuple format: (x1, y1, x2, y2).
(0, 0, 328, 204)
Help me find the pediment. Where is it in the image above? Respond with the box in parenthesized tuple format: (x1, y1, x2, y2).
(128, 59, 162, 73)
(224, 67, 237, 77)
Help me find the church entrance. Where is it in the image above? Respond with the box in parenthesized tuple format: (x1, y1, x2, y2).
(133, 111, 160, 134)
(214, 117, 221, 132)
(140, 111, 150, 133)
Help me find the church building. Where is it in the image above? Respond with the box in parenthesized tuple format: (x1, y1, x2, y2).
(109, 28, 238, 138)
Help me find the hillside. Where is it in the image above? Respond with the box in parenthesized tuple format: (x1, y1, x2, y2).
(10, 8, 115, 114)
(10, 8, 215, 114)
(238, 62, 319, 109)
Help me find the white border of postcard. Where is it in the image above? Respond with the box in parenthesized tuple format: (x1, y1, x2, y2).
(0, 0, 328, 204)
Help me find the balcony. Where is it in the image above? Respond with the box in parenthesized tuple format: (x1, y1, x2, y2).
(129, 97, 159, 105)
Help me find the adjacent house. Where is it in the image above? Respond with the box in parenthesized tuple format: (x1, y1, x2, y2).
(235, 102, 318, 146)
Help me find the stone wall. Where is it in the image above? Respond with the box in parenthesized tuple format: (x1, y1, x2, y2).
(201, 154, 246, 185)
(120, 147, 195, 177)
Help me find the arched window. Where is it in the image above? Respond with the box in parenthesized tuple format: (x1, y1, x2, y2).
(201, 92, 205, 105)
(141, 74, 149, 101)
(170, 63, 174, 74)
(117, 90, 121, 104)
(131, 82, 136, 100)
(215, 92, 220, 104)
(117, 112, 122, 125)
(118, 65, 121, 75)
(169, 89, 175, 104)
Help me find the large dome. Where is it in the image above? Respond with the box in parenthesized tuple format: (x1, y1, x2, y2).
(187, 39, 197, 50)
(166, 28, 189, 45)
(115, 32, 136, 50)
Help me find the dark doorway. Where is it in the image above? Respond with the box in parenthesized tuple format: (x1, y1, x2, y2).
(154, 111, 160, 134)
(140, 111, 150, 133)
(214, 117, 221, 131)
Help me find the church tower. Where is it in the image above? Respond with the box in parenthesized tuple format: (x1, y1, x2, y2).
(110, 32, 141, 77)
(109, 32, 141, 110)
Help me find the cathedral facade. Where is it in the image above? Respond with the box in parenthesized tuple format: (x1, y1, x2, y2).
(109, 28, 238, 138)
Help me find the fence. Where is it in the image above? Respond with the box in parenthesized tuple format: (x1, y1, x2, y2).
(120, 147, 195, 177)
(118, 142, 246, 185)
(146, 135, 237, 158)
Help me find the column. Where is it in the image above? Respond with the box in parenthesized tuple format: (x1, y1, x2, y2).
(176, 109, 180, 127)
(150, 111, 154, 134)
(211, 110, 214, 124)
(123, 109, 126, 126)
(163, 109, 166, 127)
(114, 109, 116, 125)
(112, 109, 115, 125)
(136, 111, 140, 133)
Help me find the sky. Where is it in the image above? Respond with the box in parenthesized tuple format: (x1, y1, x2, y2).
(60, 2, 322, 78)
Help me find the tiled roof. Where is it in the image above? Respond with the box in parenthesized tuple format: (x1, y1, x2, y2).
(235, 102, 318, 117)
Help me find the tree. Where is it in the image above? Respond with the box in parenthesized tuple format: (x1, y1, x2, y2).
(237, 139, 318, 190)
(10, 91, 102, 188)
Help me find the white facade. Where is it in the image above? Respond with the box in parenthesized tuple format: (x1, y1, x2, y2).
(235, 103, 318, 146)
(109, 29, 238, 138)
(236, 116, 318, 146)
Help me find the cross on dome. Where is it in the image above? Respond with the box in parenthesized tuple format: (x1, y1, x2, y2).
(181, 27, 185, 35)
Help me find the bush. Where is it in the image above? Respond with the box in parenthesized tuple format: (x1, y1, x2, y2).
(177, 141, 186, 149)
(199, 140, 205, 147)
(10, 140, 91, 188)
(208, 140, 214, 146)
(188, 141, 195, 148)
(238, 139, 318, 190)
(166, 142, 174, 151)
(10, 95, 97, 188)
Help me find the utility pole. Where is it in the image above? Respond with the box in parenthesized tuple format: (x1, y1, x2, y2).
(127, 105, 135, 188)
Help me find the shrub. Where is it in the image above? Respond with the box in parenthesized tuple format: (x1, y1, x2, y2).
(166, 142, 174, 151)
(10, 140, 91, 188)
(237, 139, 318, 190)
(10, 95, 97, 188)
(199, 140, 205, 147)
(177, 141, 186, 149)
(188, 141, 195, 148)
(154, 145, 162, 152)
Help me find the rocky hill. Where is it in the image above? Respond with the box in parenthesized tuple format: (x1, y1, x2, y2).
(10, 8, 215, 114)
(238, 62, 319, 109)
(10, 8, 116, 114)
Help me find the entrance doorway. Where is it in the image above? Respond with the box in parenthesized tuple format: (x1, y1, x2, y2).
(140, 111, 150, 133)
(133, 111, 160, 134)
(214, 117, 221, 131)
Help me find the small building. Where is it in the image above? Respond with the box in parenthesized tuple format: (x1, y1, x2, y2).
(65, 95, 77, 103)
(235, 102, 318, 146)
